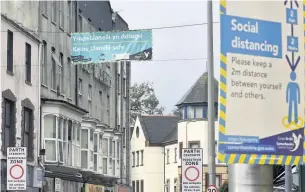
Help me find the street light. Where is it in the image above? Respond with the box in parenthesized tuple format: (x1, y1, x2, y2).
(185, 119, 197, 148)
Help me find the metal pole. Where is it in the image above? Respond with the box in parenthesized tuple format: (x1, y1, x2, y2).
(207, 0, 216, 186)
(229, 164, 273, 192)
(285, 165, 293, 192)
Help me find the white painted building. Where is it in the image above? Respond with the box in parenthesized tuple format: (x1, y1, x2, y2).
(131, 115, 180, 192)
(1, 14, 42, 191)
(176, 72, 227, 191)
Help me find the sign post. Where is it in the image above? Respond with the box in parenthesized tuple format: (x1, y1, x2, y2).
(7, 147, 27, 191)
(181, 148, 203, 192)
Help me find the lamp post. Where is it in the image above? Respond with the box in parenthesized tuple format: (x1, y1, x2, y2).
(185, 120, 197, 148)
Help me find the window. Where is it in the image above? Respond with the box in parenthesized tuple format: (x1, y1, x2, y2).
(79, 15, 83, 32)
(25, 43, 31, 82)
(166, 179, 170, 192)
(103, 158, 107, 174)
(112, 140, 116, 158)
(59, 53, 64, 93)
(72, 122, 81, 167)
(179, 142, 183, 158)
(132, 152, 135, 167)
(174, 148, 177, 163)
(44, 115, 56, 161)
(58, 118, 63, 163)
(166, 149, 170, 164)
(141, 180, 144, 192)
(67, 58, 72, 98)
(136, 151, 139, 166)
(3, 99, 15, 153)
(98, 135, 103, 173)
(107, 95, 110, 124)
(81, 129, 89, 169)
(116, 141, 120, 159)
(123, 77, 126, 97)
(132, 181, 135, 192)
(51, 51, 56, 90)
(102, 138, 108, 156)
(99, 91, 102, 121)
(41, 41, 47, 85)
(68, 1, 73, 33)
(88, 85, 92, 100)
(174, 178, 177, 192)
(42, 1, 48, 16)
(89, 129, 94, 170)
(7, 30, 13, 73)
(140, 150, 144, 166)
(51, 0, 56, 23)
(22, 108, 33, 160)
(112, 159, 115, 175)
(136, 181, 139, 192)
(189, 141, 200, 148)
(88, 85, 92, 115)
(117, 74, 121, 93)
(59, 0, 64, 28)
(203, 106, 208, 118)
(79, 78, 82, 95)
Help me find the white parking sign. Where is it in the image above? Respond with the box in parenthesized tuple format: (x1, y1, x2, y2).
(7, 147, 27, 190)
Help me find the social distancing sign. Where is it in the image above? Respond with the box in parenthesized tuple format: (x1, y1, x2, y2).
(7, 147, 27, 190)
(181, 148, 203, 192)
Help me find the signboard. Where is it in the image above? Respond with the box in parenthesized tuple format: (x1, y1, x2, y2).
(218, 0, 305, 165)
(207, 185, 219, 192)
(71, 30, 152, 64)
(181, 148, 202, 192)
(55, 178, 61, 192)
(7, 147, 27, 190)
(85, 183, 104, 192)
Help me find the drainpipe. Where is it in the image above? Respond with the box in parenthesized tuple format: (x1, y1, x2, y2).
(74, 0, 78, 107)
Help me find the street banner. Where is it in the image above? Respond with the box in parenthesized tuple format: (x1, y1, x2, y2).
(71, 30, 152, 64)
(181, 148, 203, 192)
(7, 147, 27, 190)
(218, 0, 305, 165)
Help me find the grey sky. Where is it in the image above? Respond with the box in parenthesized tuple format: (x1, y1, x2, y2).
(111, 1, 221, 113)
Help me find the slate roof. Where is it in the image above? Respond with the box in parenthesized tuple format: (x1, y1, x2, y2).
(138, 115, 179, 145)
(176, 72, 219, 106)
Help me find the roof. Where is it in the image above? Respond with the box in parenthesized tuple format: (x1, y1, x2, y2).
(176, 72, 218, 106)
(138, 115, 179, 145)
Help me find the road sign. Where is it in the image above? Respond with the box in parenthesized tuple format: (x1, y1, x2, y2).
(7, 147, 27, 190)
(181, 148, 203, 192)
(207, 185, 219, 192)
(218, 0, 305, 165)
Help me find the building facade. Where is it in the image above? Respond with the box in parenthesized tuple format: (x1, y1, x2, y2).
(1, 13, 42, 191)
(130, 115, 180, 192)
(1, 0, 130, 191)
(176, 72, 227, 191)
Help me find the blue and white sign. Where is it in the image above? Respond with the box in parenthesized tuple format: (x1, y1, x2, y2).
(218, 0, 305, 165)
(71, 30, 152, 64)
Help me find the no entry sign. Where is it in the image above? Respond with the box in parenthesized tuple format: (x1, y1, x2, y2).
(181, 148, 203, 192)
(7, 147, 27, 190)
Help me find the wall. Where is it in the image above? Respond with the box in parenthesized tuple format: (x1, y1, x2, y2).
(1, 1, 39, 31)
(1, 18, 40, 165)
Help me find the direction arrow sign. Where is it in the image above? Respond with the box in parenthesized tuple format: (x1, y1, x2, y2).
(7, 147, 27, 190)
